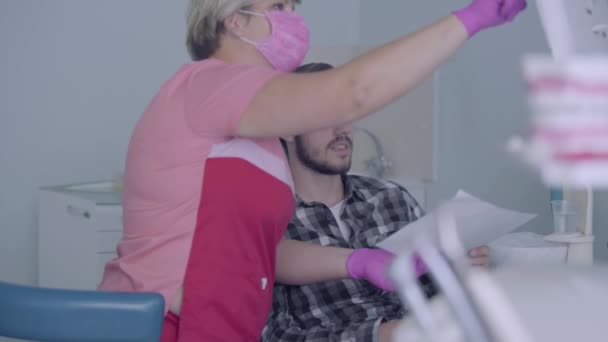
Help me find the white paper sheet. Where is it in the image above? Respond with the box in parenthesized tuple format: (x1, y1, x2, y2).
(376, 191, 537, 254)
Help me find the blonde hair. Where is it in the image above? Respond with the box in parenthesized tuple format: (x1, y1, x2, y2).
(186, 0, 257, 61)
(186, 0, 302, 61)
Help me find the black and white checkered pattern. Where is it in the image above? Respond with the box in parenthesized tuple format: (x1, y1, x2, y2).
(262, 175, 425, 342)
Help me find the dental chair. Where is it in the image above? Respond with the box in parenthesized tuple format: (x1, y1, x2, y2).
(0, 281, 164, 342)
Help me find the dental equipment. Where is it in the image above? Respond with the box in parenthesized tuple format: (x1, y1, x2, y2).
(387, 2, 608, 340)
(356, 126, 393, 178)
(390, 208, 608, 342)
(509, 0, 608, 265)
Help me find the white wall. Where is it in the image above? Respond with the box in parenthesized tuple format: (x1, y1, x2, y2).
(300, 0, 361, 44)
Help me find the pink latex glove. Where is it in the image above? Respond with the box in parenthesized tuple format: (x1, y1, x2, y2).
(346, 248, 428, 292)
(454, 0, 527, 38)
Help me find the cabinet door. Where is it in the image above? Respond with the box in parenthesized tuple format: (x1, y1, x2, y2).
(93, 207, 123, 285)
(38, 192, 98, 290)
(97, 251, 118, 286)
(93, 205, 123, 232)
(97, 231, 122, 253)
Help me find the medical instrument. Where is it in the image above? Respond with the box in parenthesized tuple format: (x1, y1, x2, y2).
(508, 0, 608, 265)
(390, 208, 608, 342)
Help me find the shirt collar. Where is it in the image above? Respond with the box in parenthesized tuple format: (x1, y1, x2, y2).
(295, 175, 365, 207)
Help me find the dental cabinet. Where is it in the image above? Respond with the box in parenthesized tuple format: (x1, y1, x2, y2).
(38, 181, 122, 290)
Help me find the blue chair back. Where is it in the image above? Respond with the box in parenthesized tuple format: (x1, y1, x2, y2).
(0, 281, 164, 342)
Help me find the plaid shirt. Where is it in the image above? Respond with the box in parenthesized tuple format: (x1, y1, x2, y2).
(262, 175, 425, 342)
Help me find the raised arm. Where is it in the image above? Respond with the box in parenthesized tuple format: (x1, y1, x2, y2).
(237, 0, 526, 138)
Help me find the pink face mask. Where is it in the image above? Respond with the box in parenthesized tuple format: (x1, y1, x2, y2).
(238, 10, 310, 72)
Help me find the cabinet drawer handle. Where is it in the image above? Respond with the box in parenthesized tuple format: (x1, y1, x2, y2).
(66, 205, 91, 219)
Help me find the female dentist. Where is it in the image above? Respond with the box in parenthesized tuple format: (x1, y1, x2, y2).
(97, 0, 527, 340)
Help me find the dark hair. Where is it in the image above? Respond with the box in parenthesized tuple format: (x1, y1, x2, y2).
(280, 62, 335, 155)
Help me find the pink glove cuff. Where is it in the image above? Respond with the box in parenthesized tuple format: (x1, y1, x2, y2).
(453, 6, 483, 38)
(346, 248, 428, 280)
(453, 0, 528, 39)
(346, 248, 375, 280)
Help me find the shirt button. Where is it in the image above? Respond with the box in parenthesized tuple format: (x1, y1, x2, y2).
(261, 277, 268, 290)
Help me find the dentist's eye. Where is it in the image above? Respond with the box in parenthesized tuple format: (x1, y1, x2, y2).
(272, 3, 286, 11)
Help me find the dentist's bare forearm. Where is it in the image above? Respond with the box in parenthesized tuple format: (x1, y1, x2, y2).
(275, 239, 351, 285)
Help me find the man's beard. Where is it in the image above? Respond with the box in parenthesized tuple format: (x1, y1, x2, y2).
(294, 135, 352, 175)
